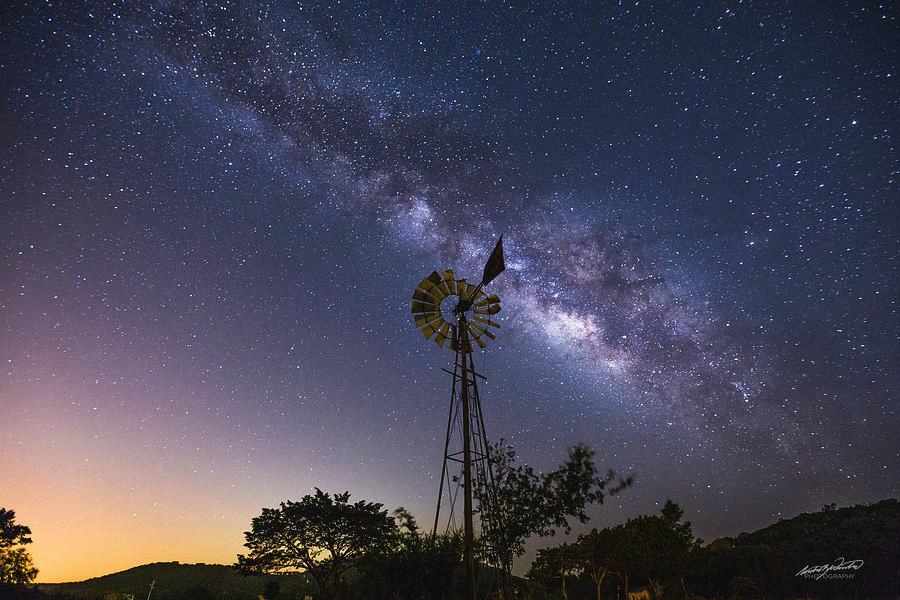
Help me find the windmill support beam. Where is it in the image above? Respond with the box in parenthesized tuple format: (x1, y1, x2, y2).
(441, 366, 488, 381)
(459, 320, 476, 600)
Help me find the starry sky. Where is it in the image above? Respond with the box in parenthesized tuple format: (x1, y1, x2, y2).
(2, 0, 897, 583)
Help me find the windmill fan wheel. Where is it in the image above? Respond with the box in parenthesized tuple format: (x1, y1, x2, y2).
(412, 269, 501, 351)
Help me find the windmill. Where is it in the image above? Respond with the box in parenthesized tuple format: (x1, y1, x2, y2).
(410, 236, 505, 600)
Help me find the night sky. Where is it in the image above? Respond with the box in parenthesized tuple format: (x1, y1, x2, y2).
(2, 0, 897, 583)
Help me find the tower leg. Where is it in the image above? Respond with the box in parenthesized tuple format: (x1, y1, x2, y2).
(460, 325, 475, 600)
(432, 346, 459, 539)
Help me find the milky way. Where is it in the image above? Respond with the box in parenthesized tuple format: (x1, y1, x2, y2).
(2, 0, 897, 581)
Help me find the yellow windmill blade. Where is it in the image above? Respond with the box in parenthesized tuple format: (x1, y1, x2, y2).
(474, 294, 500, 308)
(417, 277, 438, 295)
(473, 316, 501, 329)
(422, 271, 450, 298)
(458, 281, 477, 301)
(421, 317, 445, 340)
(436, 281, 451, 298)
(418, 275, 436, 289)
(434, 322, 451, 348)
(467, 324, 488, 348)
(474, 303, 501, 315)
(442, 269, 456, 295)
(419, 271, 450, 300)
(424, 285, 448, 303)
(413, 288, 438, 304)
(415, 312, 442, 328)
(419, 276, 448, 302)
(412, 300, 438, 314)
(468, 321, 496, 340)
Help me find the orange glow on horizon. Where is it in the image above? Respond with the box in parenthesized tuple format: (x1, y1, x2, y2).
(3, 385, 259, 583)
(10, 476, 250, 583)
(3, 383, 411, 583)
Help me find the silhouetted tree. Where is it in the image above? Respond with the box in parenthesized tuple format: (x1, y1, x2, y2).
(353, 528, 465, 600)
(477, 440, 631, 598)
(579, 525, 631, 600)
(235, 489, 397, 600)
(624, 501, 698, 599)
(527, 542, 579, 600)
(392, 506, 419, 535)
(0, 509, 37, 585)
(0, 510, 32, 549)
(350, 507, 466, 599)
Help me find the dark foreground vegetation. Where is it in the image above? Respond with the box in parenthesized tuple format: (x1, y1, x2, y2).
(7, 498, 896, 600)
(231, 443, 630, 599)
(23, 560, 516, 600)
(529, 499, 899, 600)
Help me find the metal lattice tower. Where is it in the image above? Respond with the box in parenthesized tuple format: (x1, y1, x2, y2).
(410, 237, 506, 600)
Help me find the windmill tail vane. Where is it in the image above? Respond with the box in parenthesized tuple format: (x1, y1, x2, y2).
(481, 235, 505, 286)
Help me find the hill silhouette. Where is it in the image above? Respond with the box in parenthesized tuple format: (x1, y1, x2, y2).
(33, 561, 513, 600)
(690, 499, 899, 598)
(36, 562, 313, 600)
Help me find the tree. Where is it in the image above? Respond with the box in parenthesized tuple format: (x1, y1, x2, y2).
(0, 509, 38, 585)
(661, 499, 701, 598)
(351, 506, 463, 600)
(579, 526, 630, 600)
(353, 528, 465, 600)
(624, 501, 698, 599)
(392, 506, 419, 536)
(527, 542, 579, 600)
(0, 510, 32, 549)
(235, 489, 397, 600)
(476, 441, 631, 597)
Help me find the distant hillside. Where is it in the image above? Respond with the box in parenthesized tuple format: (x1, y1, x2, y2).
(736, 498, 899, 555)
(36, 562, 313, 600)
(30, 560, 514, 600)
(691, 499, 899, 598)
